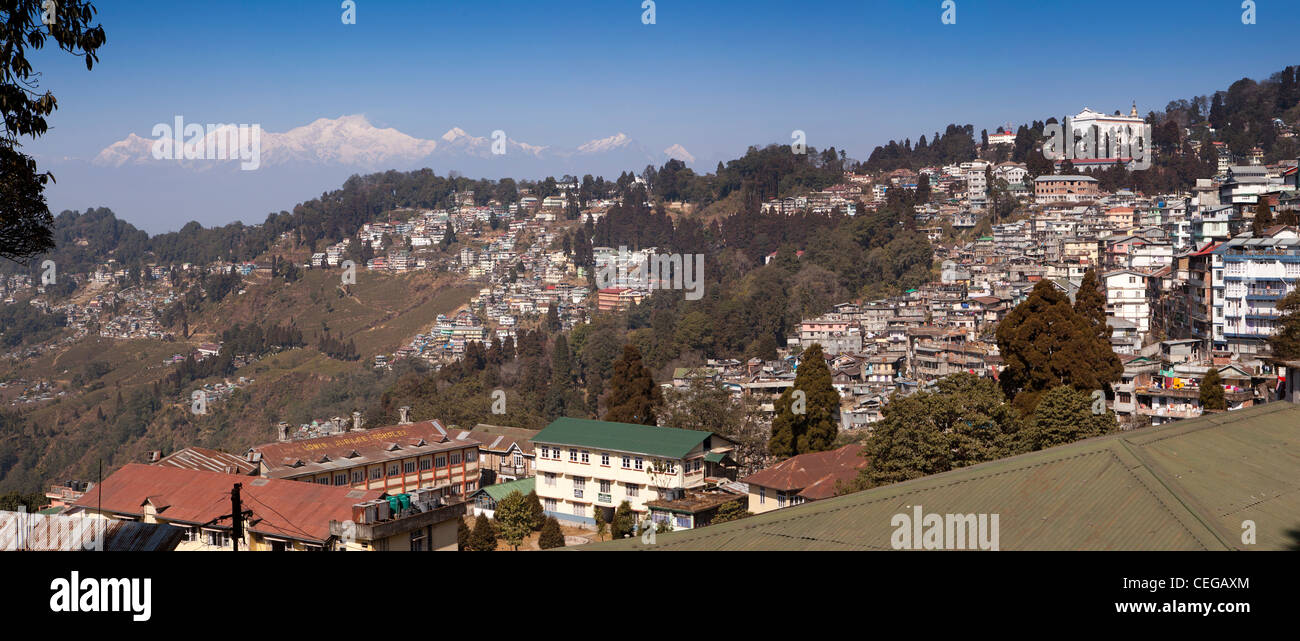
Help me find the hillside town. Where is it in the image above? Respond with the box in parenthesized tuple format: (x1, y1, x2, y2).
(7, 106, 1300, 554)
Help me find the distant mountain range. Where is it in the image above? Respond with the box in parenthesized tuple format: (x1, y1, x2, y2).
(43, 115, 701, 233)
(91, 114, 691, 175)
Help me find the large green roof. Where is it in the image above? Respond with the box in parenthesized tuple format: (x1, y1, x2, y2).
(534, 418, 712, 459)
(579, 402, 1300, 551)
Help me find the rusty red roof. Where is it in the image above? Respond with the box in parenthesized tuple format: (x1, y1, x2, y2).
(72, 464, 383, 544)
(250, 419, 481, 478)
(742, 444, 867, 499)
(155, 446, 257, 475)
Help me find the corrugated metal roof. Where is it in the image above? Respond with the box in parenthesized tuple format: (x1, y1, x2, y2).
(71, 464, 384, 544)
(0, 511, 184, 551)
(251, 420, 480, 478)
(155, 446, 256, 475)
(580, 402, 1300, 551)
(741, 445, 866, 498)
(476, 477, 536, 502)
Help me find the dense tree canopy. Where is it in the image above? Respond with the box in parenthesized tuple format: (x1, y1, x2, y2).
(768, 343, 840, 458)
(995, 280, 1121, 414)
(1, 1, 106, 264)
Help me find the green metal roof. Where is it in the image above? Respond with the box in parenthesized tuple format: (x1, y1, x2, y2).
(703, 452, 726, 463)
(479, 477, 535, 502)
(579, 402, 1300, 551)
(534, 417, 712, 459)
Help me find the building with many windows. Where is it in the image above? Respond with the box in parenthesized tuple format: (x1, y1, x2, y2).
(247, 415, 482, 501)
(531, 418, 738, 527)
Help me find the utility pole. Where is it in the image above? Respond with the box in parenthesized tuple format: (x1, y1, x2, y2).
(199, 484, 251, 551)
(231, 483, 243, 552)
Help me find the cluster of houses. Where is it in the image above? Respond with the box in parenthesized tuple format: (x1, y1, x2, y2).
(20, 406, 875, 550)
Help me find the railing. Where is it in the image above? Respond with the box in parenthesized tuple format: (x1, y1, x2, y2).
(498, 463, 526, 477)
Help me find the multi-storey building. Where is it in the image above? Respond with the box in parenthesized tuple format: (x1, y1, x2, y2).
(1034, 176, 1099, 204)
(1105, 269, 1158, 338)
(1214, 232, 1300, 355)
(532, 418, 738, 527)
(247, 413, 482, 500)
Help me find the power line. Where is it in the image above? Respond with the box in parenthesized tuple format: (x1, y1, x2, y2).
(239, 490, 320, 543)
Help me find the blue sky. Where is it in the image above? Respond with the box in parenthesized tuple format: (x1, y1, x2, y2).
(21, 0, 1299, 229)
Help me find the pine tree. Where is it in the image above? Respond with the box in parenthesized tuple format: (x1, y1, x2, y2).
(1270, 290, 1300, 360)
(593, 506, 608, 542)
(768, 343, 840, 458)
(603, 344, 661, 425)
(1074, 269, 1109, 345)
(457, 517, 471, 551)
(611, 501, 636, 539)
(849, 373, 1021, 491)
(495, 490, 533, 550)
(1275, 207, 1298, 227)
(1020, 385, 1117, 451)
(995, 280, 1121, 414)
(538, 517, 566, 549)
(1252, 200, 1275, 235)
(468, 513, 498, 551)
(525, 490, 546, 530)
(1200, 367, 1227, 411)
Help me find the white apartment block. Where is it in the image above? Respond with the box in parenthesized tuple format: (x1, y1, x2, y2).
(532, 418, 737, 527)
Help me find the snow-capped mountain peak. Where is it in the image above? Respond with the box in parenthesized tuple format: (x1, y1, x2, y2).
(663, 144, 695, 163)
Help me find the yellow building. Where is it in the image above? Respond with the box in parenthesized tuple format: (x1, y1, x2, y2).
(532, 418, 737, 527)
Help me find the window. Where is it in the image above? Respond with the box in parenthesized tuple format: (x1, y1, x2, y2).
(334, 473, 347, 485)
(545, 472, 556, 487)
(759, 487, 766, 504)
(419, 458, 432, 471)
(599, 479, 611, 493)
(388, 464, 399, 476)
(573, 476, 586, 489)
(370, 467, 382, 480)
(622, 456, 631, 469)
(625, 484, 639, 498)
(634, 457, 643, 471)
(600, 453, 610, 466)
(450, 452, 462, 465)
(569, 449, 578, 462)
(466, 449, 477, 463)
(572, 503, 585, 517)
(581, 451, 590, 464)
(541, 446, 550, 459)
(351, 470, 364, 484)
(316, 477, 330, 485)
(675, 515, 690, 529)
(545, 498, 557, 511)
(435, 455, 446, 467)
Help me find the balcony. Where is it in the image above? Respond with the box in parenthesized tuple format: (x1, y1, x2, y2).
(498, 463, 527, 478)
